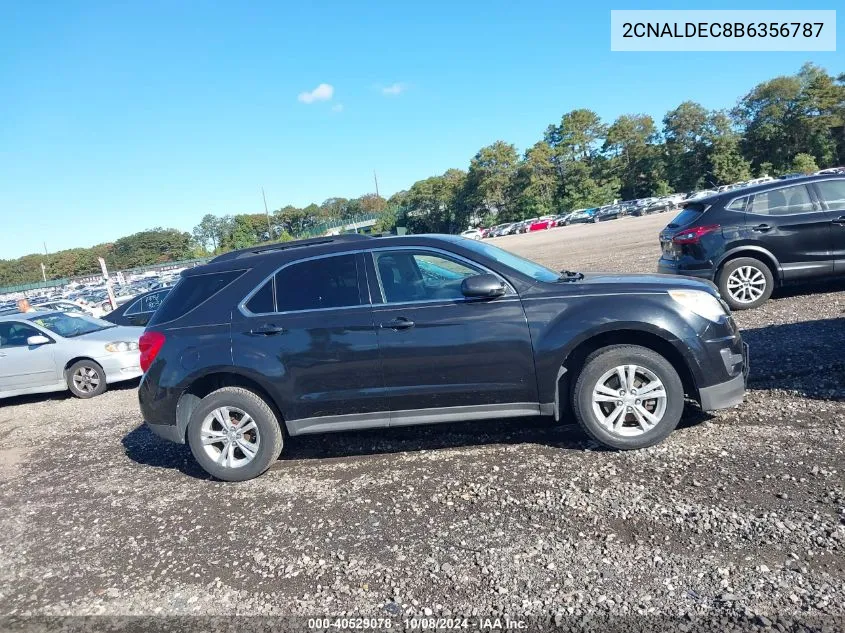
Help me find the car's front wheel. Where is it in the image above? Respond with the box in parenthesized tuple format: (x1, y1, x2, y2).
(571, 345, 684, 450)
(187, 387, 283, 481)
(67, 360, 107, 398)
(718, 257, 773, 310)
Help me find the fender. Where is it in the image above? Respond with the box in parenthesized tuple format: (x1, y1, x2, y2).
(715, 244, 782, 280)
(524, 292, 710, 405)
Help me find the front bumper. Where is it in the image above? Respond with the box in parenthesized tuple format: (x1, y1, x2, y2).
(97, 352, 143, 384)
(698, 342, 749, 410)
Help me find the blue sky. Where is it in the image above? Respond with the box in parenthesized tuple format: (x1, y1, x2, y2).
(1, 0, 842, 258)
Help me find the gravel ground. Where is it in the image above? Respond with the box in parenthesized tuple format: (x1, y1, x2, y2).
(1, 213, 844, 631)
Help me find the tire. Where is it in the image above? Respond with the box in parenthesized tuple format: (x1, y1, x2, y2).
(186, 386, 283, 482)
(717, 257, 773, 310)
(571, 345, 684, 450)
(66, 360, 107, 399)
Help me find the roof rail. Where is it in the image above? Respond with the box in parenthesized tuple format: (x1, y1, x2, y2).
(209, 234, 372, 263)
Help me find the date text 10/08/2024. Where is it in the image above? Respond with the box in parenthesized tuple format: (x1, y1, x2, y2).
(307, 617, 529, 630)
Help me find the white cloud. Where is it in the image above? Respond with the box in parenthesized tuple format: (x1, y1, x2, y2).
(332, 103, 344, 112)
(381, 82, 407, 96)
(298, 83, 334, 104)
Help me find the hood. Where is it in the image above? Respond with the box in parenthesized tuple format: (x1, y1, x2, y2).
(525, 272, 719, 298)
(73, 325, 145, 343)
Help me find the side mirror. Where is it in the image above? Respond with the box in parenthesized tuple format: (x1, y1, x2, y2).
(461, 274, 506, 299)
(27, 335, 51, 346)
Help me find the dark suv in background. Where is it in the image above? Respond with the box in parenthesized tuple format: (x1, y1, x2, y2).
(658, 175, 845, 310)
(139, 234, 747, 481)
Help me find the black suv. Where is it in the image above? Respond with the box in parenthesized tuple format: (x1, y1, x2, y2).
(658, 175, 845, 310)
(139, 234, 747, 481)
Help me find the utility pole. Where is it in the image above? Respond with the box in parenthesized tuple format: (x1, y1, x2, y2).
(262, 186, 273, 240)
(373, 170, 381, 211)
(43, 242, 48, 255)
(40, 262, 46, 283)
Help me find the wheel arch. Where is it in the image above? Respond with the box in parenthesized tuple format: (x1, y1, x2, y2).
(716, 246, 781, 284)
(175, 370, 288, 443)
(554, 328, 698, 422)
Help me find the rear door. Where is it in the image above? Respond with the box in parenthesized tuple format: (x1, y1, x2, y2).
(231, 252, 386, 434)
(366, 247, 538, 423)
(745, 183, 833, 280)
(0, 321, 58, 392)
(810, 178, 845, 274)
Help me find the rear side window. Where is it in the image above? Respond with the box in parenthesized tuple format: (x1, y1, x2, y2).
(149, 270, 244, 324)
(751, 184, 814, 215)
(815, 179, 845, 208)
(726, 196, 748, 211)
(274, 254, 360, 312)
(141, 290, 168, 313)
(244, 280, 275, 314)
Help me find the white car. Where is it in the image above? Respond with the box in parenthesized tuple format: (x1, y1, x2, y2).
(460, 229, 483, 240)
(0, 311, 144, 399)
(32, 299, 104, 318)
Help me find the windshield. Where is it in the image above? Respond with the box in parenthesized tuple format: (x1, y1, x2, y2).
(28, 313, 115, 338)
(456, 238, 561, 282)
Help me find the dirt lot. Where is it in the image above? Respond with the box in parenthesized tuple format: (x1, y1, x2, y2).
(1, 213, 844, 630)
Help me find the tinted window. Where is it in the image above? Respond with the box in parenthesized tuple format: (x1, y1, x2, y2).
(726, 196, 748, 211)
(667, 204, 706, 228)
(124, 298, 143, 316)
(274, 255, 360, 312)
(245, 280, 275, 314)
(150, 270, 245, 324)
(141, 290, 168, 313)
(375, 251, 481, 303)
(751, 185, 814, 215)
(815, 179, 845, 208)
(0, 322, 41, 347)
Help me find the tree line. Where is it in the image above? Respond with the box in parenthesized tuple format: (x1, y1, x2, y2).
(1, 63, 842, 287)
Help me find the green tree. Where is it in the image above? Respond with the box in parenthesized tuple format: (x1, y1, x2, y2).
(465, 141, 518, 223)
(511, 141, 558, 219)
(663, 101, 710, 192)
(791, 152, 819, 174)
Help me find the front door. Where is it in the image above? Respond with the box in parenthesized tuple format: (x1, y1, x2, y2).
(0, 321, 57, 392)
(745, 183, 834, 280)
(811, 179, 845, 274)
(231, 252, 386, 434)
(366, 248, 538, 425)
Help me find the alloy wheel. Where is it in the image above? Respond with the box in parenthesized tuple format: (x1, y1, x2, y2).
(726, 266, 766, 304)
(200, 406, 261, 469)
(72, 367, 101, 394)
(591, 365, 667, 437)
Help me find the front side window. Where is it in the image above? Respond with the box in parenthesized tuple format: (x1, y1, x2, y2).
(815, 179, 845, 209)
(274, 254, 360, 312)
(374, 251, 481, 303)
(0, 322, 42, 347)
(751, 185, 815, 216)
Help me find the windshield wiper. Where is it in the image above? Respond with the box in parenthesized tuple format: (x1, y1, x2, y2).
(558, 270, 584, 282)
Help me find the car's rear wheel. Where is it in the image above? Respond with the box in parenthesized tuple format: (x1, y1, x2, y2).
(187, 387, 283, 482)
(66, 360, 107, 398)
(718, 257, 773, 310)
(571, 345, 684, 450)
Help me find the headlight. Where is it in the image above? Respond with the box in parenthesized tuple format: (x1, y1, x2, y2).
(105, 341, 139, 353)
(668, 289, 727, 322)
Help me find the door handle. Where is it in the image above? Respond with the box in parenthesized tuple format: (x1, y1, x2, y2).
(248, 324, 287, 336)
(381, 317, 415, 330)
(0, 352, 6, 358)
(751, 223, 772, 232)
(832, 216, 845, 225)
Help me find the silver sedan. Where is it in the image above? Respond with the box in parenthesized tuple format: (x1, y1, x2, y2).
(0, 311, 144, 399)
